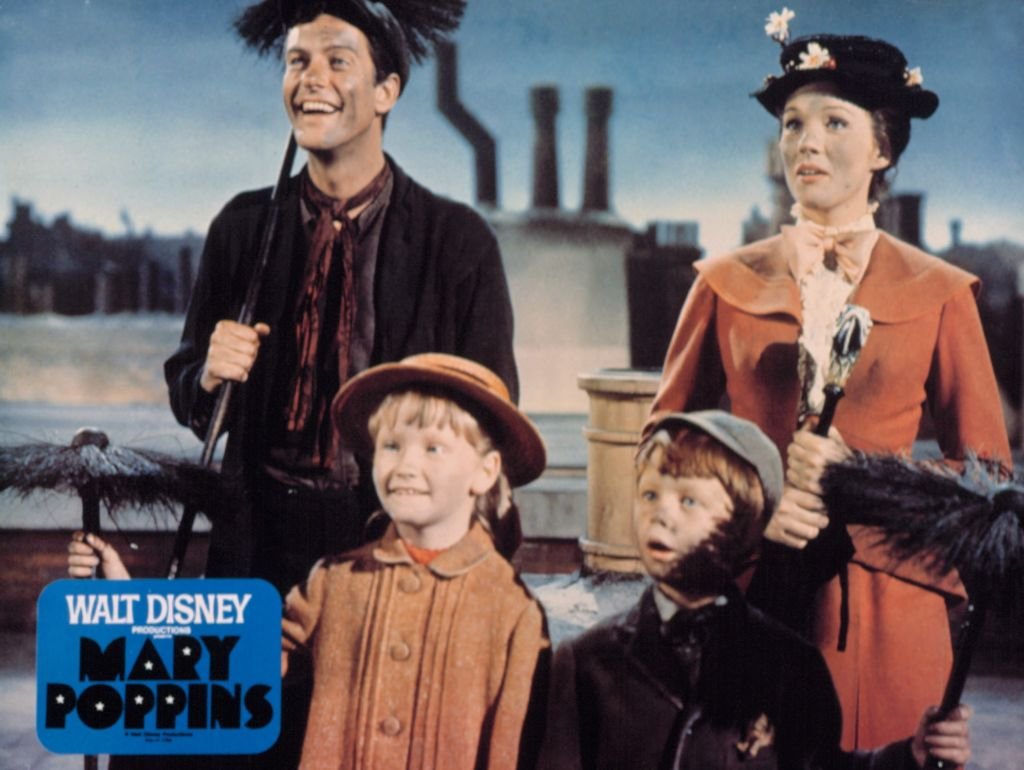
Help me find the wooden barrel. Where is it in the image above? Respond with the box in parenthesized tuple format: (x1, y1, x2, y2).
(576, 369, 661, 572)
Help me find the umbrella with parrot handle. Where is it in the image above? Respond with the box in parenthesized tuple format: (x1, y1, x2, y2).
(751, 304, 874, 634)
(804, 303, 875, 647)
(814, 304, 873, 436)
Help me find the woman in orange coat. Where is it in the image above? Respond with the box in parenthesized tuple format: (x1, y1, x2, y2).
(649, 10, 1010, 751)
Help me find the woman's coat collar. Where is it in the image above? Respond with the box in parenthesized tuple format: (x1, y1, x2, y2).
(697, 232, 978, 324)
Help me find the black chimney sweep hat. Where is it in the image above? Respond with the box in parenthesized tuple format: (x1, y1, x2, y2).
(234, 0, 466, 92)
(753, 33, 939, 120)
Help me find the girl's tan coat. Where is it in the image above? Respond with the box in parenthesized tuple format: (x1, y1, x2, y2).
(283, 520, 548, 769)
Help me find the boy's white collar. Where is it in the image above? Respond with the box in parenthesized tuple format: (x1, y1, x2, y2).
(653, 584, 728, 621)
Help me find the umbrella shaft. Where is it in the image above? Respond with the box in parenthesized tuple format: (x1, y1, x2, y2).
(815, 384, 844, 436)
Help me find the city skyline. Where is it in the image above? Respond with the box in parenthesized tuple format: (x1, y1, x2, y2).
(2, 0, 1022, 258)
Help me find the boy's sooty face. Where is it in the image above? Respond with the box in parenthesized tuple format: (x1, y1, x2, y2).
(633, 449, 733, 593)
(371, 400, 498, 549)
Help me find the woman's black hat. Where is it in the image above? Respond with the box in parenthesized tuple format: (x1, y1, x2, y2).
(234, 0, 466, 91)
(754, 33, 939, 119)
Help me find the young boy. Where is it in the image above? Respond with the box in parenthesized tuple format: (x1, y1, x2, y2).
(280, 353, 549, 770)
(537, 410, 972, 770)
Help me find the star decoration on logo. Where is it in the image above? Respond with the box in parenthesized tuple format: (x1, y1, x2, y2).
(165, 694, 176, 705)
(55, 694, 66, 704)
(144, 660, 154, 670)
(95, 701, 106, 712)
(135, 695, 145, 705)
(182, 646, 192, 656)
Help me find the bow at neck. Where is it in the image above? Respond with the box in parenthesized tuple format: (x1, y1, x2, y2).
(782, 204, 879, 285)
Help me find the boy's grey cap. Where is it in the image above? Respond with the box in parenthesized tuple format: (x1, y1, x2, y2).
(650, 410, 783, 516)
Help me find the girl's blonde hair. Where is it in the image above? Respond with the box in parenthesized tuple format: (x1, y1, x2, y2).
(367, 388, 512, 550)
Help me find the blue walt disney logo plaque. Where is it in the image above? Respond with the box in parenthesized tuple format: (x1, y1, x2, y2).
(36, 578, 281, 755)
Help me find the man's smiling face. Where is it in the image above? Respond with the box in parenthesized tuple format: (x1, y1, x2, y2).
(281, 14, 397, 157)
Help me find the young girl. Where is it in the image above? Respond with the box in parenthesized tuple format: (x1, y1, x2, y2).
(280, 353, 549, 770)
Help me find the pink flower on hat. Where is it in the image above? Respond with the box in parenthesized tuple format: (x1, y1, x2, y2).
(796, 41, 834, 70)
(764, 7, 796, 43)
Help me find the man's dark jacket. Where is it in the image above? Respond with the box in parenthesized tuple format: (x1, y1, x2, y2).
(164, 157, 518, 578)
(536, 586, 917, 770)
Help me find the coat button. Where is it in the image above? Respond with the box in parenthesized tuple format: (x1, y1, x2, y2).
(398, 574, 422, 593)
(390, 641, 411, 661)
(379, 716, 402, 736)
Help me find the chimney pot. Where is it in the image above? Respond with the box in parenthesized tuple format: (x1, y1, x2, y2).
(531, 85, 561, 209)
(582, 86, 613, 213)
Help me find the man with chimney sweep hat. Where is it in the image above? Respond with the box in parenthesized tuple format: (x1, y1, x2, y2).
(165, 0, 518, 597)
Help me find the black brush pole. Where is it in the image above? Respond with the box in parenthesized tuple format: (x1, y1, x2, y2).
(81, 483, 100, 536)
(80, 481, 101, 770)
(70, 428, 107, 537)
(924, 592, 988, 770)
(166, 132, 297, 579)
(71, 429, 105, 578)
(76, 490, 105, 770)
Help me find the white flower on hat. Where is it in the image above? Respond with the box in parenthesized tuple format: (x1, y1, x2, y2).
(797, 41, 834, 70)
(764, 7, 796, 43)
(904, 66, 924, 87)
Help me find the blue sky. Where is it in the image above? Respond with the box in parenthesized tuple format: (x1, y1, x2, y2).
(1, 0, 1022, 257)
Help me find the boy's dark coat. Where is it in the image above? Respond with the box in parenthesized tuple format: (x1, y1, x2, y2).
(164, 156, 518, 578)
(537, 586, 915, 770)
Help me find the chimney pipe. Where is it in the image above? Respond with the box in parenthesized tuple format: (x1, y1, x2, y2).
(531, 85, 560, 209)
(436, 42, 498, 207)
(877, 193, 923, 247)
(582, 86, 613, 213)
(950, 219, 962, 248)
